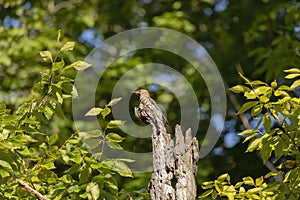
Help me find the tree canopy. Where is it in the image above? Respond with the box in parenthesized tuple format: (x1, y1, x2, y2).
(0, 0, 299, 199)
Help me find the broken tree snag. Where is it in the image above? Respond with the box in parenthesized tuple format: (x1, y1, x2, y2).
(148, 109, 176, 200)
(174, 125, 199, 200)
(144, 111, 199, 199)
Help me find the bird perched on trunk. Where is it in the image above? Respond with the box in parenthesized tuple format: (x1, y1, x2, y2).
(134, 89, 168, 127)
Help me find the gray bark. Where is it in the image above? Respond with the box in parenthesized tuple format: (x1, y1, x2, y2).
(147, 111, 199, 200)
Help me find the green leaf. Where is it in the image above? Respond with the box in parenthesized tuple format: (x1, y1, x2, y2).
(71, 85, 78, 98)
(255, 177, 264, 186)
(264, 171, 282, 179)
(57, 29, 61, 43)
(274, 137, 288, 159)
(239, 72, 251, 83)
(106, 141, 123, 149)
(214, 181, 222, 193)
(67, 61, 91, 70)
(49, 134, 59, 145)
(290, 79, 300, 90)
(239, 129, 255, 136)
(284, 68, 300, 73)
(86, 182, 100, 200)
(247, 187, 263, 194)
(246, 138, 261, 152)
(212, 190, 217, 199)
(85, 107, 103, 116)
(228, 85, 250, 93)
(42, 162, 56, 169)
(234, 181, 243, 188)
(107, 97, 122, 106)
(107, 120, 125, 128)
(106, 133, 125, 143)
(249, 80, 266, 85)
(201, 181, 214, 189)
(274, 90, 289, 97)
(56, 91, 63, 104)
(217, 173, 230, 182)
(237, 101, 259, 114)
(44, 105, 54, 120)
(60, 41, 76, 51)
(39, 51, 53, 62)
(0, 169, 10, 177)
(255, 86, 271, 95)
(261, 137, 273, 163)
(244, 91, 257, 99)
(102, 159, 133, 177)
(199, 189, 213, 198)
(263, 114, 271, 131)
(284, 73, 300, 79)
(0, 160, 12, 169)
(251, 104, 262, 116)
(52, 59, 65, 72)
(243, 176, 255, 186)
(101, 106, 111, 119)
(79, 131, 100, 140)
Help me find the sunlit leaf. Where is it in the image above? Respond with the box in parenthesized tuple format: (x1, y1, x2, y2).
(52, 59, 65, 72)
(107, 97, 122, 106)
(101, 106, 111, 119)
(86, 182, 100, 200)
(57, 29, 61, 43)
(239, 72, 251, 83)
(106, 133, 125, 143)
(60, 41, 76, 51)
(290, 79, 300, 90)
(255, 177, 264, 186)
(237, 101, 259, 114)
(251, 104, 262, 116)
(243, 176, 255, 186)
(284, 73, 300, 79)
(49, 134, 59, 145)
(263, 114, 272, 131)
(39, 51, 53, 62)
(107, 120, 125, 128)
(0, 160, 11, 169)
(85, 107, 103, 116)
(246, 138, 261, 152)
(67, 61, 91, 70)
(102, 159, 133, 177)
(228, 85, 250, 93)
(283, 68, 300, 73)
(199, 189, 213, 198)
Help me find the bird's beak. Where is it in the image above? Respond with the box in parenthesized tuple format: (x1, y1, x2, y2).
(132, 91, 138, 94)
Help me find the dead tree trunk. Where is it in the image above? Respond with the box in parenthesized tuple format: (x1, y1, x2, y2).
(147, 113, 199, 200)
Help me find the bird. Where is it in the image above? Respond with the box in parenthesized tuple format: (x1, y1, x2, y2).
(134, 89, 168, 127)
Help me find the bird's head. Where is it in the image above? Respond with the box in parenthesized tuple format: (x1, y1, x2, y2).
(135, 89, 150, 97)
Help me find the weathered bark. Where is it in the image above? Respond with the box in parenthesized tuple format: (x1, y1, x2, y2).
(174, 125, 199, 200)
(141, 107, 199, 199)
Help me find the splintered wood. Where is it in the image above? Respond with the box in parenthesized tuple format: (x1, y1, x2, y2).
(147, 113, 199, 200)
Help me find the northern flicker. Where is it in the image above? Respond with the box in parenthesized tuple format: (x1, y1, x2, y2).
(134, 89, 168, 126)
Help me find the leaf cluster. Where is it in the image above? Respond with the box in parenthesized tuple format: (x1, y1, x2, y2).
(0, 33, 135, 199)
(200, 69, 300, 199)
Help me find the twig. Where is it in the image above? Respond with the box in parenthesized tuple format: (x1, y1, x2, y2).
(17, 180, 50, 200)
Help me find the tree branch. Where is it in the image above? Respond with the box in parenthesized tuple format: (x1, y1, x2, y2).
(17, 180, 50, 200)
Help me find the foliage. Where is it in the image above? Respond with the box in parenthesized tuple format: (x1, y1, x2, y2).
(200, 69, 300, 200)
(0, 33, 135, 199)
(1, 0, 300, 199)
